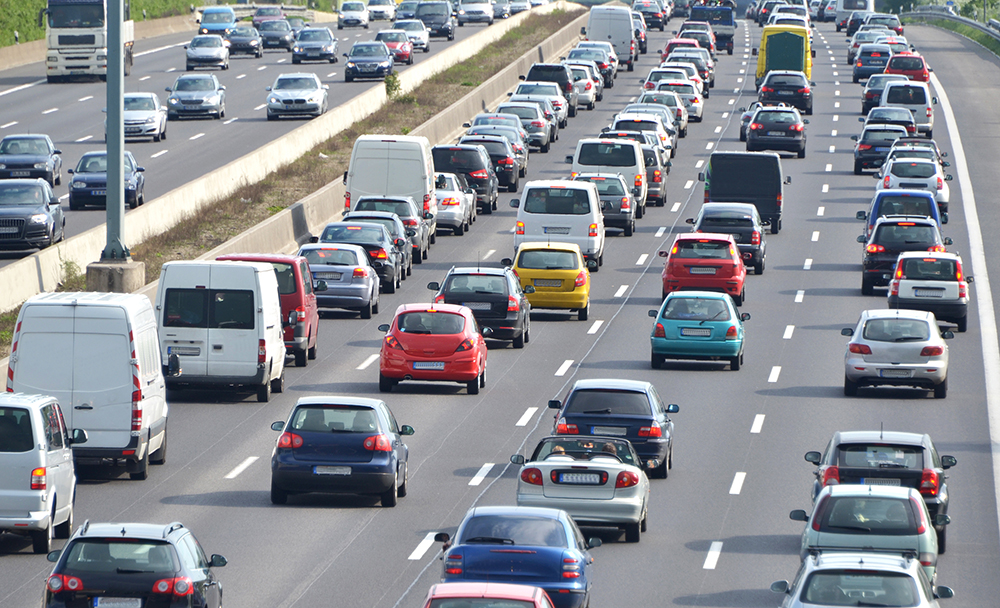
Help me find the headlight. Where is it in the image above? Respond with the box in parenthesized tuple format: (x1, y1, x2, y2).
(206, 95, 221, 104)
(96, 54, 107, 61)
(168, 97, 180, 105)
(379, 61, 390, 68)
(33, 162, 47, 169)
(0, 164, 5, 169)
(293, 46, 302, 52)
(145, 116, 156, 124)
(324, 45, 335, 52)
(30, 214, 48, 224)
(200, 28, 208, 34)
(269, 96, 280, 104)
(346, 62, 356, 68)
(72, 182, 87, 189)
(250, 39, 259, 45)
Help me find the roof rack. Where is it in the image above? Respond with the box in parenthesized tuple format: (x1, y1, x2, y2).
(809, 546, 917, 561)
(79, 520, 91, 536)
(163, 522, 185, 538)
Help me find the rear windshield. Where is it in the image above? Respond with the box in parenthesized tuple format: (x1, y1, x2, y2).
(701, 212, 754, 228)
(523, 187, 591, 214)
(353, 199, 414, 217)
(443, 273, 508, 296)
(322, 224, 385, 245)
(397, 311, 465, 334)
(863, 130, 904, 143)
(861, 317, 931, 342)
(765, 74, 807, 86)
(433, 149, 489, 171)
(515, 83, 560, 96)
(270, 262, 297, 295)
(576, 177, 626, 196)
(756, 111, 799, 125)
(473, 115, 519, 128)
(657, 83, 696, 95)
(802, 571, 918, 606)
(163, 288, 255, 329)
(889, 162, 935, 179)
(498, 105, 537, 120)
(639, 93, 679, 106)
(517, 249, 579, 270)
(577, 142, 638, 167)
(430, 601, 533, 608)
(564, 389, 650, 416)
(613, 120, 659, 133)
(463, 140, 506, 156)
(875, 195, 934, 218)
(815, 496, 919, 535)
(860, 48, 888, 58)
(416, 3, 450, 16)
(889, 56, 924, 70)
(348, 217, 398, 235)
(885, 86, 927, 105)
(872, 223, 936, 247)
(708, 155, 781, 199)
(526, 66, 569, 82)
(662, 297, 731, 321)
(301, 248, 360, 266)
(63, 540, 178, 574)
(837, 443, 924, 468)
(899, 257, 957, 281)
(290, 405, 378, 433)
(0, 407, 33, 453)
(458, 515, 567, 547)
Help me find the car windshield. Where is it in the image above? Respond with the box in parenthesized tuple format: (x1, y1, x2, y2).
(517, 249, 579, 270)
(397, 311, 465, 334)
(564, 389, 650, 416)
(351, 44, 386, 57)
(577, 176, 626, 196)
(814, 496, 919, 535)
(523, 187, 591, 214)
(417, 3, 449, 16)
(533, 438, 637, 466)
(838, 443, 923, 468)
(862, 318, 931, 342)
(516, 83, 559, 95)
(63, 540, 179, 574)
(353, 199, 413, 216)
(889, 162, 935, 179)
(342, 1, 366, 10)
(472, 116, 519, 128)
(400, 2, 420, 9)
(657, 83, 696, 94)
(202, 12, 233, 24)
(766, 74, 806, 86)
(299, 30, 332, 41)
(863, 130, 904, 143)
(701, 212, 754, 228)
(321, 224, 385, 245)
(672, 239, 733, 259)
(498, 106, 537, 120)
(662, 297, 731, 321)
(398, 20, 424, 30)
(231, 27, 256, 37)
(258, 7, 282, 16)
(872, 223, 936, 247)
(301, 247, 360, 266)
(290, 405, 378, 433)
(260, 20, 290, 31)
(801, 571, 918, 607)
(459, 515, 567, 547)
(0, 407, 33, 452)
(174, 78, 215, 91)
(75, 155, 107, 172)
(899, 257, 957, 281)
(376, 32, 407, 42)
(275, 77, 318, 90)
(0, 138, 48, 155)
(444, 274, 507, 296)
(578, 142, 637, 167)
(190, 36, 222, 48)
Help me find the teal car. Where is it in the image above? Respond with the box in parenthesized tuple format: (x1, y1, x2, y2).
(648, 291, 749, 370)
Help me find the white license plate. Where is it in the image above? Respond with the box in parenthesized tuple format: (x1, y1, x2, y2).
(681, 327, 712, 337)
(413, 361, 445, 370)
(880, 369, 912, 378)
(862, 477, 900, 486)
(870, 60, 885, 65)
(592, 426, 627, 436)
(914, 288, 944, 297)
(463, 301, 492, 310)
(689, 267, 717, 275)
(767, 131, 785, 136)
(11, 170, 30, 177)
(558, 472, 602, 484)
(315, 272, 341, 280)
(534, 279, 562, 287)
(308, 53, 320, 57)
(92, 190, 106, 196)
(777, 90, 794, 95)
(94, 599, 142, 608)
(314, 466, 351, 476)
(167, 346, 200, 356)
(543, 227, 570, 234)
(0, 226, 18, 234)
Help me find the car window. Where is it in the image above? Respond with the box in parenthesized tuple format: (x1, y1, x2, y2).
(672, 239, 733, 259)
(814, 496, 919, 535)
(0, 183, 49, 206)
(342, 1, 366, 10)
(433, 148, 490, 171)
(657, 82, 696, 95)
(162, 289, 255, 330)
(322, 224, 386, 244)
(348, 217, 400, 236)
(564, 389, 651, 416)
(124, 97, 156, 111)
(523, 187, 592, 214)
(0, 407, 34, 452)
(662, 297, 731, 321)
(462, 139, 507, 156)
(517, 249, 579, 270)
(872, 223, 936, 246)
(397, 311, 465, 334)
(498, 105, 538, 120)
(458, 515, 568, 547)
(299, 261, 313, 295)
(864, 130, 904, 143)
(886, 86, 927, 105)
(755, 111, 799, 125)
(701, 212, 754, 228)
(63, 540, 179, 574)
(443, 274, 508, 296)
(576, 176, 626, 196)
(301, 247, 360, 266)
(801, 571, 918, 606)
(269, 262, 297, 295)
(861, 318, 931, 342)
(577, 142, 638, 167)
(889, 162, 935, 179)
(899, 257, 956, 281)
(291, 405, 379, 433)
(533, 438, 637, 466)
(41, 404, 64, 450)
(874, 195, 935, 218)
(836, 443, 924, 469)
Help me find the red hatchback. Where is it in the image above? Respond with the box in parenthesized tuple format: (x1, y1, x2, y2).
(659, 233, 748, 305)
(884, 52, 931, 82)
(422, 583, 554, 608)
(661, 38, 700, 62)
(378, 303, 489, 394)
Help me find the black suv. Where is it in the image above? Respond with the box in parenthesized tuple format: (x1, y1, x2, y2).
(44, 521, 226, 608)
(686, 202, 768, 274)
(858, 215, 952, 295)
(852, 124, 907, 174)
(432, 144, 499, 214)
(523, 63, 579, 117)
(428, 266, 532, 347)
(757, 70, 813, 115)
(458, 135, 520, 192)
(803, 430, 957, 551)
(318, 221, 406, 293)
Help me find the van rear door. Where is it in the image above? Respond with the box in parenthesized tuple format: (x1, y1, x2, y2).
(12, 307, 75, 421)
(71, 306, 133, 450)
(207, 264, 261, 380)
(0, 406, 43, 517)
(160, 264, 212, 377)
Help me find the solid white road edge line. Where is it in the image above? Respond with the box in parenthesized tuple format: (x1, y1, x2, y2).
(469, 463, 494, 486)
(750, 414, 765, 434)
(516, 407, 538, 427)
(224, 456, 258, 479)
(729, 472, 746, 495)
(408, 533, 437, 560)
(703, 542, 723, 569)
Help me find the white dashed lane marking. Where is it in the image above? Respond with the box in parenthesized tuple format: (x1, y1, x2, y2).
(812, 231, 820, 242)
(655, 226, 666, 237)
(42, 108, 58, 114)
(795, 290, 805, 303)
(695, 160, 704, 168)
(555, 360, 574, 376)
(587, 320, 604, 335)
(614, 285, 628, 298)
(151, 150, 168, 158)
(224, 117, 238, 125)
(729, 472, 746, 495)
(483, 249, 495, 260)
(636, 254, 648, 265)
(803, 259, 812, 270)
(817, 206, 825, 216)
(783, 325, 794, 340)
(469, 463, 494, 486)
(408, 533, 437, 560)
(768, 366, 781, 383)
(78, 95, 93, 102)
(822, 184, 829, 193)
(825, 164, 832, 172)
(190, 133, 205, 141)
(516, 407, 538, 427)
(75, 135, 92, 142)
(1, 121, 18, 129)
(703, 542, 723, 569)
(356, 354, 379, 370)
(224, 456, 258, 479)
(254, 103, 267, 110)
(683, 180, 694, 189)
(751, 414, 765, 434)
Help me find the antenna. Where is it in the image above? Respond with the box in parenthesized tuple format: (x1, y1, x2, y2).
(880, 422, 883, 440)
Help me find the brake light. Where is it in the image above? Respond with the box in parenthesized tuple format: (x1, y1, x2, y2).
(857, 61, 863, 68)
(152, 577, 194, 597)
(920, 468, 940, 496)
(857, 144, 872, 151)
(470, 169, 490, 179)
(562, 556, 581, 578)
(521, 467, 543, 485)
(444, 552, 463, 575)
(598, 62, 608, 69)
(353, 267, 367, 279)
(676, 108, 683, 118)
(620, 197, 630, 211)
(725, 325, 739, 339)
(883, 175, 891, 189)
(433, 294, 445, 304)
(423, 193, 431, 212)
(47, 574, 83, 593)
(911, 496, 929, 534)
(385, 335, 403, 350)
(638, 422, 662, 437)
(790, 123, 804, 132)
(531, 120, 545, 128)
(890, 279, 899, 296)
(760, 86, 773, 93)
(936, 176, 944, 191)
(564, 81, 572, 94)
(574, 271, 587, 287)
(363, 434, 392, 451)
(401, 217, 419, 227)
(293, 306, 306, 323)
(499, 157, 514, 166)
(848, 343, 872, 354)
(555, 418, 579, 434)
(455, 338, 474, 352)
(866, 244, 886, 253)
(589, 223, 598, 237)
(615, 471, 639, 488)
(956, 260, 964, 282)
(822, 465, 840, 486)
(776, 192, 782, 208)
(131, 390, 142, 432)
(798, 87, 811, 94)
(277, 432, 303, 449)
(584, 80, 592, 91)
(516, 221, 525, 235)
(906, 124, 916, 133)
(258, 338, 266, 364)
(928, 245, 946, 252)
(749, 122, 762, 130)
(750, 230, 760, 246)
(373, 248, 388, 259)
(927, 107, 933, 118)
(920, 346, 944, 357)
(30, 467, 46, 490)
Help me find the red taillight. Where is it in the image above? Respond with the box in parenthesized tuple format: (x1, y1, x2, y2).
(131, 392, 142, 432)
(883, 175, 891, 189)
(848, 343, 872, 354)
(928, 245, 946, 253)
(654, 323, 665, 338)
(790, 123, 804, 132)
(385, 335, 403, 350)
(652, 169, 662, 183)
(363, 434, 392, 451)
(152, 577, 193, 597)
(277, 432, 303, 449)
(584, 81, 592, 91)
(530, 120, 545, 128)
(470, 169, 489, 179)
(344, 192, 351, 211)
(750, 230, 760, 245)
(857, 144, 872, 151)
(423, 193, 431, 213)
(822, 466, 840, 486)
(373, 248, 388, 259)
(644, 81, 654, 89)
(615, 471, 639, 488)
(634, 174, 642, 188)
(676, 108, 682, 118)
(562, 556, 581, 578)
(516, 221, 525, 235)
(440, 197, 460, 206)
(856, 61, 863, 68)
(906, 124, 916, 133)
(521, 467, 543, 485)
(445, 553, 463, 575)
(927, 107, 933, 118)
(798, 87, 811, 94)
(638, 422, 662, 438)
(574, 271, 587, 287)
(401, 217, 419, 227)
(30, 467, 46, 490)
(749, 122, 763, 130)
(911, 496, 929, 533)
(258, 339, 266, 364)
(455, 338, 474, 352)
(725, 325, 739, 339)
(47, 574, 83, 593)
(920, 468, 940, 496)
(589, 223, 598, 237)
(555, 418, 579, 434)
(564, 82, 572, 93)
(936, 176, 944, 191)
(353, 267, 366, 278)
(890, 280, 899, 296)
(598, 62, 608, 69)
(507, 295, 519, 312)
(812, 494, 830, 531)
(620, 197, 630, 210)
(294, 306, 306, 322)
(920, 346, 944, 357)
(760, 86, 773, 93)
(866, 244, 886, 253)
(499, 157, 514, 166)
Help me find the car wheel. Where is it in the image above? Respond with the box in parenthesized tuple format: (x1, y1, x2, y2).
(54, 495, 73, 539)
(770, 219, 780, 235)
(651, 352, 665, 369)
(384, 271, 396, 293)
(926, 129, 933, 139)
(257, 376, 271, 402)
(379, 373, 395, 393)
(624, 221, 633, 237)
(651, 456, 668, 479)
(861, 276, 874, 296)
(128, 195, 138, 210)
(740, 129, 746, 142)
(425, 44, 430, 53)
(754, 259, 765, 275)
(569, 105, 577, 118)
(508, 177, 518, 193)
(292, 57, 300, 64)
(798, 147, 806, 159)
(270, 481, 288, 505)
(624, 522, 641, 543)
(588, 100, 595, 110)
(541, 140, 550, 153)
(733, 289, 744, 306)
(31, 521, 52, 555)
(454, 221, 464, 236)
(853, 74, 859, 83)
(513, 329, 525, 349)
(467, 375, 480, 395)
(128, 451, 149, 481)
(636, 203, 643, 219)
(957, 317, 967, 333)
(381, 475, 399, 507)
(934, 377, 948, 399)
(481, 201, 492, 215)
(360, 299, 373, 319)
(153, 130, 161, 143)
(295, 349, 307, 367)
(730, 353, 741, 371)
(578, 301, 589, 321)
(271, 369, 285, 393)
(397, 464, 408, 497)
(150, 427, 167, 465)
(345, 74, 354, 83)
(627, 60, 634, 72)
(854, 160, 863, 175)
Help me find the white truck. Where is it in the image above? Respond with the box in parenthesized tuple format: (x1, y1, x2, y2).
(39, 0, 134, 83)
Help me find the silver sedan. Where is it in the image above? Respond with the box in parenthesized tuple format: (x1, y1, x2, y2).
(118, 93, 168, 142)
(434, 172, 475, 235)
(299, 243, 380, 319)
(185, 35, 230, 71)
(266, 73, 329, 120)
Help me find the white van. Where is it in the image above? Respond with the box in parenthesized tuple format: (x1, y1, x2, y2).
(881, 81, 936, 137)
(156, 261, 288, 403)
(835, 0, 874, 29)
(509, 180, 606, 269)
(343, 134, 438, 217)
(7, 292, 169, 481)
(582, 6, 638, 72)
(568, 138, 648, 204)
(0, 394, 87, 553)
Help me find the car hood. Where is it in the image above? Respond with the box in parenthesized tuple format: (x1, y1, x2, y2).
(187, 47, 226, 57)
(227, 35, 257, 43)
(0, 204, 46, 218)
(0, 154, 50, 164)
(270, 88, 324, 98)
(418, 14, 450, 24)
(123, 110, 159, 121)
(260, 29, 293, 38)
(169, 90, 219, 101)
(348, 55, 391, 63)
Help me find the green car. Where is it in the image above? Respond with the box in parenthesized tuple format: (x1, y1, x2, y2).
(791, 484, 950, 583)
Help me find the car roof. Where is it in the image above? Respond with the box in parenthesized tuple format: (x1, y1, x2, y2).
(834, 430, 928, 445)
(702, 202, 757, 214)
(524, 179, 597, 190)
(0, 392, 58, 408)
(300, 242, 369, 254)
(675, 232, 737, 243)
(449, 266, 508, 276)
(428, 582, 540, 601)
(861, 308, 936, 322)
(75, 522, 186, 541)
(345, 211, 403, 221)
(872, 214, 936, 226)
(516, 241, 583, 253)
(809, 551, 914, 572)
(294, 396, 384, 408)
(394, 302, 470, 315)
(873, 189, 936, 200)
(466, 505, 566, 519)
(896, 250, 959, 260)
(217, 253, 304, 264)
(356, 195, 416, 204)
(571, 378, 652, 392)
(821, 484, 917, 499)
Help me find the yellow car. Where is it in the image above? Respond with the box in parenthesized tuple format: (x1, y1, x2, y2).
(502, 242, 594, 321)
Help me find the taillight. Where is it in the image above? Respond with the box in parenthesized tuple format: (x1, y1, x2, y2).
(936, 176, 944, 190)
(676, 108, 683, 118)
(848, 343, 872, 354)
(654, 323, 665, 338)
(615, 471, 639, 488)
(152, 577, 194, 597)
(920, 346, 944, 357)
(555, 418, 579, 434)
(883, 175, 891, 189)
(521, 467, 544, 485)
(562, 555, 581, 578)
(374, 248, 388, 259)
(47, 574, 83, 593)
(725, 325, 739, 339)
(760, 86, 773, 93)
(866, 244, 886, 253)
(652, 169, 662, 183)
(30, 467, 46, 490)
(363, 434, 392, 451)
(598, 62, 608, 69)
(277, 432, 304, 449)
(749, 122, 762, 131)
(258, 339, 266, 364)
(455, 338, 474, 352)
(574, 271, 587, 287)
(798, 87, 811, 94)
(620, 197, 630, 210)
(906, 124, 916, 133)
(423, 193, 431, 213)
(911, 496, 929, 534)
(634, 174, 642, 188)
(385, 335, 403, 350)
(353, 267, 366, 278)
(499, 157, 514, 166)
(516, 221, 525, 235)
(445, 553, 463, 575)
(751, 230, 760, 245)
(530, 120, 545, 128)
(790, 123, 804, 132)
(584, 81, 592, 91)
(927, 107, 933, 118)
(889, 280, 899, 296)
(131, 391, 142, 432)
(470, 169, 489, 179)
(645, 81, 654, 89)
(920, 468, 940, 496)
(401, 217, 419, 227)
(856, 61, 863, 67)
(344, 192, 351, 211)
(928, 245, 946, 253)
(564, 81, 572, 93)
(812, 494, 830, 531)
(440, 197, 460, 206)
(507, 295, 519, 312)
(638, 422, 662, 437)
(589, 223, 598, 237)
(822, 465, 840, 486)
(857, 144, 872, 151)
(294, 306, 306, 322)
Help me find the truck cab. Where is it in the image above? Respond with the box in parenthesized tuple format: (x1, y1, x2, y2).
(40, 0, 134, 82)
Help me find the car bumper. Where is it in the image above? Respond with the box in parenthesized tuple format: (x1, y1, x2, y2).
(229, 43, 260, 54)
(0, 224, 54, 249)
(408, 37, 428, 49)
(380, 354, 482, 381)
(167, 103, 223, 116)
(758, 93, 810, 110)
(428, 24, 454, 37)
(73, 433, 148, 465)
(516, 492, 644, 525)
(651, 337, 743, 358)
(855, 152, 889, 169)
(459, 13, 492, 22)
(339, 19, 366, 27)
(525, 290, 588, 311)
(285, 337, 309, 352)
(0, 169, 50, 180)
(525, 131, 548, 146)
(187, 56, 227, 67)
(436, 207, 466, 228)
(844, 358, 948, 386)
(747, 134, 806, 152)
(347, 66, 392, 78)
(854, 65, 887, 78)
(166, 368, 267, 388)
(268, 100, 325, 115)
(262, 37, 294, 47)
(316, 286, 374, 309)
(69, 189, 138, 208)
(887, 296, 967, 323)
(124, 123, 160, 137)
(271, 457, 396, 494)
(0, 510, 51, 533)
(663, 278, 743, 297)
(294, 50, 337, 62)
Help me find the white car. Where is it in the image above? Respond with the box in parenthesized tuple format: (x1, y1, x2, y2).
(337, 1, 370, 29)
(876, 157, 952, 212)
(510, 436, 651, 542)
(434, 171, 476, 235)
(888, 251, 971, 332)
(395, 19, 431, 53)
(658, 61, 706, 94)
(366, 0, 397, 20)
(637, 90, 689, 137)
(656, 80, 703, 121)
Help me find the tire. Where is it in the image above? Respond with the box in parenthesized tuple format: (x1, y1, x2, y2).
(397, 464, 408, 497)
(936, 526, 947, 554)
(844, 376, 859, 396)
(627, 60, 634, 72)
(54, 497, 73, 539)
(541, 140, 550, 153)
(861, 276, 874, 296)
(257, 377, 271, 402)
(360, 299, 373, 319)
(733, 289, 744, 306)
(853, 75, 859, 83)
(294, 348, 307, 367)
(730, 353, 741, 371)
(513, 329, 525, 349)
(31, 523, 52, 555)
(384, 271, 397, 293)
(650, 456, 668, 479)
(379, 372, 396, 392)
(854, 160, 863, 175)
(480, 367, 486, 388)
(740, 129, 746, 142)
(508, 177, 518, 193)
(588, 101, 595, 110)
(267, 111, 277, 121)
(624, 221, 633, 237)
(636, 203, 643, 219)
(624, 522, 641, 543)
(798, 147, 806, 159)
(770, 220, 779, 235)
(150, 427, 167, 465)
(481, 201, 492, 215)
(754, 259, 764, 275)
(454, 221, 464, 236)
(292, 57, 301, 64)
(578, 301, 589, 321)
(129, 451, 149, 481)
(308, 342, 317, 360)
(934, 378, 948, 399)
(467, 375, 480, 395)
(271, 369, 285, 393)
(927, 130, 933, 139)
(345, 74, 354, 83)
(381, 475, 398, 507)
(153, 130, 161, 143)
(957, 317, 967, 333)
(651, 353, 665, 369)
(270, 481, 288, 505)
(414, 247, 423, 264)
(569, 105, 577, 118)
(423, 244, 429, 259)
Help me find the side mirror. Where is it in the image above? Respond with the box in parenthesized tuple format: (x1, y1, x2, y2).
(523, 285, 535, 294)
(934, 586, 954, 599)
(841, 327, 855, 336)
(482, 327, 494, 337)
(284, 310, 297, 328)
(943, 237, 953, 246)
(752, 48, 757, 55)
(309, 235, 319, 243)
(136, 167, 145, 173)
(395, 238, 407, 248)
(811, 49, 816, 57)
(657, 250, 669, 258)
(509, 198, 520, 208)
(70, 428, 88, 445)
(400, 424, 415, 436)
(738, 107, 746, 112)
(632, 186, 642, 197)
(770, 581, 790, 594)
(858, 117, 865, 123)
(941, 330, 955, 339)
(802, 119, 809, 125)
(851, 135, 859, 141)
(510, 454, 525, 465)
(343, 170, 348, 185)
(405, 229, 417, 237)
(183, 45, 188, 49)
(434, 532, 451, 543)
(67, 169, 74, 174)
(932, 97, 938, 105)
(586, 259, 598, 270)
(967, 276, 973, 283)
(856, 210, 867, 220)
(580, 26, 587, 35)
(789, 509, 808, 522)
(784, 176, 792, 185)
(47, 550, 62, 563)
(500, 257, 514, 266)
(271, 421, 285, 431)
(935, 513, 951, 526)
(517, 74, 526, 81)
(872, 173, 881, 179)
(586, 537, 602, 549)
(167, 353, 182, 377)
(941, 455, 957, 469)
(856, 235, 866, 243)
(423, 211, 434, 220)
(314, 280, 327, 292)
(601, 126, 610, 133)
(804, 451, 822, 464)
(547, 399, 561, 410)
(648, 309, 658, 318)
(565, 155, 573, 164)
(427, 281, 440, 291)
(462, 122, 471, 128)
(943, 161, 951, 167)
(697, 171, 705, 181)
(377, 323, 390, 332)
(210, 554, 227, 568)
(761, 219, 770, 226)
(944, 175, 953, 181)
(165, 87, 172, 92)
(740, 312, 751, 322)
(685, 218, 695, 224)
(666, 403, 679, 413)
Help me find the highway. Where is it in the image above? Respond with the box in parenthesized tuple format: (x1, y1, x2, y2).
(2, 16, 1000, 608)
(0, 16, 495, 267)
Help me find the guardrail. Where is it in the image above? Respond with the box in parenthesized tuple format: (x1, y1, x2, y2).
(197, 4, 314, 20)
(901, 10, 1000, 43)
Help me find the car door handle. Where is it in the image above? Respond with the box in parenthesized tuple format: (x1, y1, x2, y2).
(74, 404, 93, 410)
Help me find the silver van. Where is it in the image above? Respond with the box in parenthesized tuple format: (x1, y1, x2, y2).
(0, 394, 87, 554)
(881, 81, 936, 137)
(510, 180, 606, 270)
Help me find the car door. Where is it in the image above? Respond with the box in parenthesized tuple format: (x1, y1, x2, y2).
(178, 533, 222, 608)
(380, 404, 408, 475)
(298, 260, 318, 341)
(41, 404, 72, 519)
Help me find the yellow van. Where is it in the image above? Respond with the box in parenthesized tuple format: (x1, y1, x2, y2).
(753, 25, 814, 87)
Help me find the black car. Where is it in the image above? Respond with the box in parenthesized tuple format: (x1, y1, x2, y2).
(523, 63, 579, 116)
(398, 0, 420, 18)
(293, 27, 339, 63)
(804, 430, 957, 551)
(343, 210, 415, 276)
(458, 135, 520, 192)
(428, 266, 531, 347)
(845, 10, 874, 35)
(852, 124, 907, 174)
(757, 70, 813, 114)
(349, 195, 433, 262)
(258, 19, 296, 50)
(68, 151, 146, 210)
(745, 106, 808, 157)
(0, 179, 65, 250)
(0, 134, 62, 186)
(493, 0, 511, 19)
(686, 202, 767, 274)
(548, 378, 679, 479)
(44, 521, 226, 608)
(343, 41, 394, 82)
(415, 1, 456, 40)
(858, 215, 952, 294)
(224, 26, 263, 57)
(432, 144, 499, 214)
(633, 0, 666, 30)
(861, 106, 917, 136)
(317, 221, 406, 293)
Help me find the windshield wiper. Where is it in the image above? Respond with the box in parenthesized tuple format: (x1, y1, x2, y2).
(116, 568, 154, 574)
(582, 409, 611, 414)
(464, 536, 515, 545)
(876, 462, 908, 468)
(403, 330, 432, 335)
(893, 336, 924, 342)
(825, 524, 872, 532)
(700, 310, 728, 325)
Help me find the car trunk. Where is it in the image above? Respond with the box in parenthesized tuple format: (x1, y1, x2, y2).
(395, 332, 465, 358)
(442, 292, 509, 320)
(897, 261, 960, 300)
(461, 546, 564, 582)
(533, 462, 617, 499)
(291, 430, 375, 464)
(862, 340, 934, 365)
(562, 413, 653, 443)
(517, 267, 580, 294)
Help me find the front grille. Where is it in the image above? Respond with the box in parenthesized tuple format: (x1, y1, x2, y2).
(182, 99, 205, 105)
(2, 163, 34, 170)
(59, 34, 96, 45)
(0, 218, 25, 239)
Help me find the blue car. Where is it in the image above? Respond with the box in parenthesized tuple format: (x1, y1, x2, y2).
(269, 396, 413, 507)
(857, 189, 945, 239)
(648, 291, 750, 370)
(343, 41, 394, 82)
(434, 506, 600, 608)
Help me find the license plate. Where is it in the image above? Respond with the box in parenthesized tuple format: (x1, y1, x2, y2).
(413, 361, 445, 370)
(592, 426, 627, 436)
(463, 301, 492, 310)
(870, 60, 885, 65)
(914, 288, 944, 297)
(534, 279, 562, 287)
(315, 272, 341, 280)
(875, 147, 889, 152)
(880, 369, 912, 378)
(0, 226, 18, 234)
(167, 346, 200, 356)
(314, 466, 351, 476)
(11, 171, 30, 177)
(94, 599, 142, 608)
(308, 52, 320, 57)
(91, 190, 106, 196)
(862, 477, 900, 486)
(681, 327, 712, 337)
(125, 128, 140, 133)
(777, 90, 794, 95)
(543, 227, 570, 234)
(558, 472, 602, 484)
(689, 267, 717, 275)
(767, 131, 785, 136)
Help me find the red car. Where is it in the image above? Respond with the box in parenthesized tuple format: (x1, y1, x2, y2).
(658, 233, 748, 305)
(378, 303, 489, 394)
(422, 583, 554, 608)
(661, 38, 700, 62)
(375, 30, 414, 65)
(217, 253, 320, 367)
(883, 52, 931, 82)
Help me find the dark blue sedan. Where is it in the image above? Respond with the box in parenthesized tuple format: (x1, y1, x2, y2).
(434, 506, 600, 608)
(270, 396, 413, 507)
(343, 41, 394, 82)
(67, 150, 145, 210)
